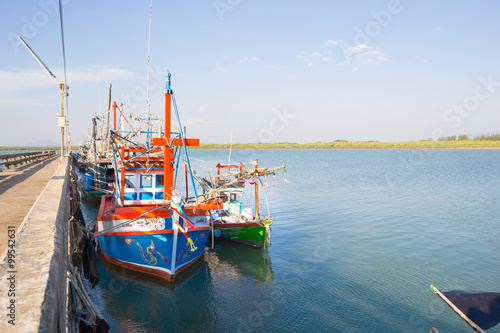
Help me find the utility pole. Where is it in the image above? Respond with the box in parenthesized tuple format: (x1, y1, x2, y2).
(18, 35, 68, 159)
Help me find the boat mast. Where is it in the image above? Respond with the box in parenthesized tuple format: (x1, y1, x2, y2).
(106, 83, 112, 144)
(164, 73, 173, 202)
(254, 160, 259, 220)
(146, 0, 153, 148)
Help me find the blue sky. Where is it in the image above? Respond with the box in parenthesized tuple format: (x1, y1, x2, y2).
(1, 0, 499, 145)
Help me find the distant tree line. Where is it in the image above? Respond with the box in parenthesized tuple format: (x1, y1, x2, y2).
(437, 133, 500, 141)
(0, 146, 80, 151)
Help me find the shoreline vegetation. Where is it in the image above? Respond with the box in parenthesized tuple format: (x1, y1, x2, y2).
(192, 139, 500, 150)
(2, 134, 499, 151)
(1, 140, 500, 151)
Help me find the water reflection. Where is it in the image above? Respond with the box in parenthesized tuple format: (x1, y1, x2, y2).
(206, 239, 274, 283)
(95, 253, 214, 332)
(99, 250, 207, 290)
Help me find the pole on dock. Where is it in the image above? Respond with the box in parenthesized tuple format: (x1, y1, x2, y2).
(18, 35, 67, 158)
(59, 83, 65, 158)
(106, 83, 112, 138)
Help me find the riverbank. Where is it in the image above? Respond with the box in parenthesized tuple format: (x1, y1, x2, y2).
(192, 140, 500, 149)
(3, 140, 500, 151)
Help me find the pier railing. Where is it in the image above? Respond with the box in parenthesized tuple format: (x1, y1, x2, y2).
(0, 151, 56, 171)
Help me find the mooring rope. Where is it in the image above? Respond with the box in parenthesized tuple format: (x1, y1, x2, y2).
(68, 264, 109, 330)
(94, 204, 168, 236)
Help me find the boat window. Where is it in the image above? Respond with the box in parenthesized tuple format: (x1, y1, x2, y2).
(140, 192, 153, 200)
(230, 193, 238, 202)
(124, 175, 136, 188)
(156, 175, 164, 188)
(124, 192, 137, 200)
(141, 175, 152, 188)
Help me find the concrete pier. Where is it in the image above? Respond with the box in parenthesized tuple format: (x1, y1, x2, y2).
(0, 155, 60, 254)
(0, 156, 70, 332)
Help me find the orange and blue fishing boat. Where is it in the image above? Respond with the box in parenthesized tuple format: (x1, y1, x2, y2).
(96, 73, 220, 281)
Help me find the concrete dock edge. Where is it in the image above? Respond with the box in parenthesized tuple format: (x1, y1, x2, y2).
(0, 157, 70, 332)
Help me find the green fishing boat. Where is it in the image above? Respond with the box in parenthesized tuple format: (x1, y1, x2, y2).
(212, 214, 273, 248)
(200, 160, 287, 249)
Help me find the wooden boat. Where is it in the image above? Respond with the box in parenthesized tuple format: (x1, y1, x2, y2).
(79, 161, 114, 203)
(95, 73, 220, 281)
(202, 161, 287, 248)
(76, 113, 116, 202)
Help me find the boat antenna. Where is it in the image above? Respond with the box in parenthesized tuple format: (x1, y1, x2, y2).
(146, 0, 153, 148)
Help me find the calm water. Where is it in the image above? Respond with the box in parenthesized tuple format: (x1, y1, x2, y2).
(81, 149, 500, 333)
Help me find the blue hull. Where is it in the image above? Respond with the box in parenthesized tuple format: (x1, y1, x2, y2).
(97, 227, 210, 281)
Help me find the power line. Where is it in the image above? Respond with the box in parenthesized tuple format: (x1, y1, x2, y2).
(58, 0, 69, 120)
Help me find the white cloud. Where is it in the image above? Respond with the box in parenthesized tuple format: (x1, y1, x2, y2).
(325, 39, 338, 46)
(304, 40, 389, 69)
(298, 50, 332, 67)
(352, 67, 359, 72)
(197, 106, 217, 113)
(269, 63, 284, 70)
(67, 66, 134, 83)
(345, 43, 370, 54)
(0, 69, 54, 93)
(183, 118, 205, 126)
(214, 66, 229, 73)
(0, 66, 135, 93)
(236, 57, 260, 64)
(415, 55, 427, 63)
(344, 44, 389, 65)
(183, 118, 216, 127)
